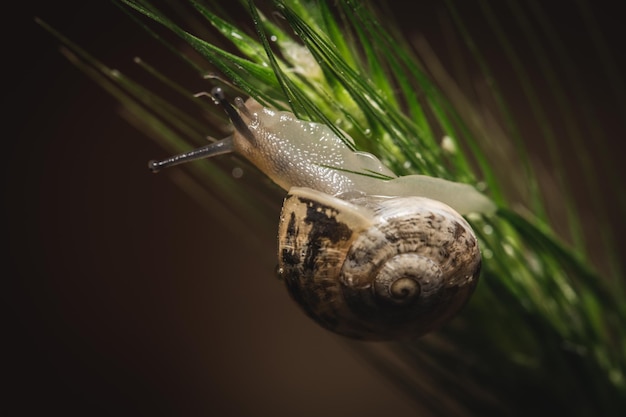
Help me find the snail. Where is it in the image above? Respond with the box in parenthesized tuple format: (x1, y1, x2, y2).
(150, 87, 494, 340)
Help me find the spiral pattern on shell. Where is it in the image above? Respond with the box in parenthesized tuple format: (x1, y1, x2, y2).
(277, 187, 482, 340)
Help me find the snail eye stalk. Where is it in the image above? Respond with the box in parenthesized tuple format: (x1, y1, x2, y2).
(148, 138, 235, 173)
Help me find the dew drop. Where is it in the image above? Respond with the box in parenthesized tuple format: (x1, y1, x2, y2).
(441, 135, 457, 153)
(232, 167, 244, 179)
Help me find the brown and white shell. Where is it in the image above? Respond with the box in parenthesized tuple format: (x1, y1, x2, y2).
(277, 187, 481, 340)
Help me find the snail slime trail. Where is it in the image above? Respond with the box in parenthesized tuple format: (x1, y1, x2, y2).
(149, 89, 492, 340)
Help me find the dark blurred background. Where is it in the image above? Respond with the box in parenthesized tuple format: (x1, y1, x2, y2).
(5, 1, 625, 416)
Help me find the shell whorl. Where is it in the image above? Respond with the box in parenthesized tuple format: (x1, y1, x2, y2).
(277, 187, 481, 340)
(371, 254, 438, 306)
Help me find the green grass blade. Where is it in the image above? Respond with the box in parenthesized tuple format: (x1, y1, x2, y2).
(479, 0, 585, 254)
(443, 0, 547, 220)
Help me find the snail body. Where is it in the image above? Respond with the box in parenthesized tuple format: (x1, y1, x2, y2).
(150, 88, 492, 340)
(221, 97, 495, 216)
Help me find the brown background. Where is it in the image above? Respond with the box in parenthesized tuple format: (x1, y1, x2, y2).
(6, 1, 625, 416)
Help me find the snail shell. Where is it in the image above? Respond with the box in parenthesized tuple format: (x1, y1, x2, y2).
(149, 88, 490, 340)
(278, 187, 481, 340)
